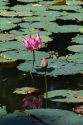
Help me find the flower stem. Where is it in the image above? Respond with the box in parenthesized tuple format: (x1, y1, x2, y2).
(44, 69, 48, 108)
(32, 50, 35, 72)
(29, 50, 35, 83)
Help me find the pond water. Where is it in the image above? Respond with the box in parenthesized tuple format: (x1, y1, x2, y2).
(0, 0, 83, 116)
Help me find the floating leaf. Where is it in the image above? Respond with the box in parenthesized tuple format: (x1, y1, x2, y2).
(34, 10, 61, 17)
(60, 53, 83, 64)
(0, 111, 42, 125)
(11, 5, 47, 12)
(0, 53, 17, 68)
(48, 5, 82, 12)
(0, 107, 7, 118)
(71, 35, 83, 44)
(26, 109, 83, 125)
(44, 90, 83, 103)
(67, 45, 83, 53)
(79, 27, 83, 33)
(0, 22, 17, 30)
(17, 0, 42, 2)
(1, 50, 49, 61)
(22, 16, 55, 22)
(13, 87, 39, 94)
(67, 0, 83, 5)
(0, 41, 24, 52)
(44, 25, 82, 33)
(17, 58, 83, 75)
(0, 34, 16, 41)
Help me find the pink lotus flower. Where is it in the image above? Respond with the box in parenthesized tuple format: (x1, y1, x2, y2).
(40, 57, 48, 69)
(22, 32, 42, 51)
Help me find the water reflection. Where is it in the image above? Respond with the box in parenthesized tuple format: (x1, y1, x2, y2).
(0, 68, 83, 112)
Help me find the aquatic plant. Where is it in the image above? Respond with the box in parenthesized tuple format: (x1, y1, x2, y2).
(22, 32, 42, 71)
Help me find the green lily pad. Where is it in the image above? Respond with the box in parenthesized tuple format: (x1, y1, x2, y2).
(0, 6, 8, 10)
(19, 22, 58, 30)
(67, 45, 83, 53)
(13, 87, 39, 94)
(27, 109, 83, 125)
(0, 41, 24, 52)
(0, 111, 43, 125)
(44, 90, 83, 103)
(48, 5, 82, 12)
(0, 22, 17, 30)
(34, 10, 61, 17)
(0, 10, 17, 17)
(0, 109, 83, 125)
(17, 58, 83, 75)
(22, 16, 55, 22)
(44, 24, 82, 33)
(57, 12, 83, 21)
(0, 17, 21, 24)
(0, 107, 7, 118)
(9, 30, 24, 36)
(79, 27, 83, 33)
(67, 0, 83, 5)
(17, 0, 42, 2)
(15, 11, 33, 17)
(0, 10, 33, 17)
(11, 5, 47, 12)
(0, 34, 16, 41)
(0, 53, 17, 68)
(71, 35, 83, 44)
(60, 53, 83, 64)
(1, 50, 49, 61)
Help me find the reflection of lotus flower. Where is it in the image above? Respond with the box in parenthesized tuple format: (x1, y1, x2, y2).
(22, 32, 42, 51)
(23, 96, 42, 109)
(40, 57, 48, 69)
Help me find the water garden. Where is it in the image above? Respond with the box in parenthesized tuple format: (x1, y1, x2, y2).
(0, 0, 83, 124)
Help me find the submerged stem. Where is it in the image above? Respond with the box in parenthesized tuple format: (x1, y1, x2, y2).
(44, 69, 48, 108)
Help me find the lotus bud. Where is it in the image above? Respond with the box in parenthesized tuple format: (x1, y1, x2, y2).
(40, 57, 48, 69)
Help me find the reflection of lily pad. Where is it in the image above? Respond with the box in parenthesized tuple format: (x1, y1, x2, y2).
(13, 87, 39, 94)
(44, 90, 83, 103)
